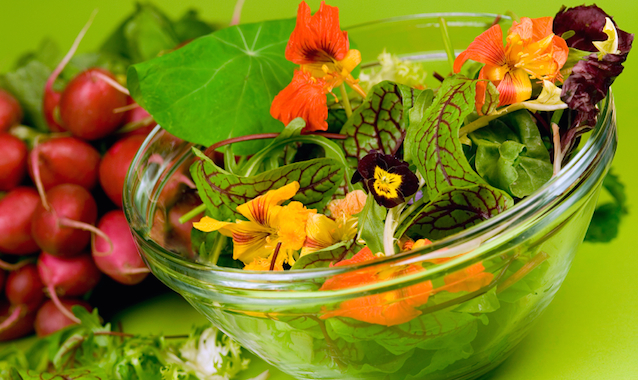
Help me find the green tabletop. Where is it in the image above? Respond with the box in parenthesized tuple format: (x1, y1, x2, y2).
(2, 1, 637, 379)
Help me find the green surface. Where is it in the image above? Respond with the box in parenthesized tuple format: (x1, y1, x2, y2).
(1, 1, 638, 379)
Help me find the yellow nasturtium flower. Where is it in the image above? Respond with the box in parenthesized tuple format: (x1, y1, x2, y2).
(193, 181, 314, 268)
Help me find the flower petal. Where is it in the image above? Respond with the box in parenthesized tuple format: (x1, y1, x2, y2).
(192, 216, 233, 233)
(453, 24, 506, 73)
(270, 69, 329, 133)
(496, 69, 532, 106)
(285, 1, 350, 65)
(236, 182, 300, 225)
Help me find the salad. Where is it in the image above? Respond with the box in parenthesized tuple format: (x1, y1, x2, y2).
(119, 2, 633, 378)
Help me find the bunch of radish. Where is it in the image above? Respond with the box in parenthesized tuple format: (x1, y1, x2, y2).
(0, 18, 201, 341)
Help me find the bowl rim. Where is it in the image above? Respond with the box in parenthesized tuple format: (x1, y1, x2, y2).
(124, 13, 617, 296)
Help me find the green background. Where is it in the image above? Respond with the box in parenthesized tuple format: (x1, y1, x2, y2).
(1, 1, 637, 379)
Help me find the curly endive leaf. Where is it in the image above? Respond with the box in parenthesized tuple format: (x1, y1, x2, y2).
(407, 75, 485, 196)
(340, 81, 421, 166)
(191, 152, 343, 221)
(407, 184, 514, 241)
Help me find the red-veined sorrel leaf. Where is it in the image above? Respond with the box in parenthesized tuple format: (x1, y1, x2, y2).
(128, 18, 297, 155)
(340, 81, 421, 166)
(406, 184, 514, 241)
(291, 242, 360, 270)
(191, 152, 343, 221)
(406, 75, 485, 197)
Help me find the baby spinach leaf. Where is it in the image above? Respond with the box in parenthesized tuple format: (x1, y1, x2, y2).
(191, 152, 343, 221)
(470, 110, 553, 198)
(406, 184, 514, 241)
(172, 9, 216, 43)
(0, 60, 51, 132)
(406, 75, 486, 197)
(406, 88, 434, 127)
(128, 18, 297, 155)
(355, 195, 387, 254)
(340, 81, 421, 166)
(585, 170, 628, 243)
(101, 3, 179, 64)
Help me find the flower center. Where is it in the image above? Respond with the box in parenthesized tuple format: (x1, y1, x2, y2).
(373, 167, 402, 199)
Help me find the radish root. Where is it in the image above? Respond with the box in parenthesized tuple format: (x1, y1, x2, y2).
(0, 258, 34, 271)
(0, 304, 25, 332)
(46, 284, 81, 324)
(30, 142, 50, 211)
(92, 72, 130, 96)
(58, 216, 114, 257)
(46, 10, 98, 94)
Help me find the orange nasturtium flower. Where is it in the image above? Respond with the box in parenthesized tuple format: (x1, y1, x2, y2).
(453, 17, 569, 110)
(319, 247, 433, 326)
(271, 1, 366, 133)
(402, 239, 493, 293)
(192, 182, 314, 270)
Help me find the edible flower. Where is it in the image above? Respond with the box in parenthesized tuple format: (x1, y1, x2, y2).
(319, 247, 433, 326)
(271, 1, 365, 133)
(271, 70, 330, 133)
(285, 1, 365, 95)
(301, 190, 366, 256)
(351, 151, 419, 208)
(192, 182, 314, 269)
(453, 17, 569, 110)
(441, 262, 494, 293)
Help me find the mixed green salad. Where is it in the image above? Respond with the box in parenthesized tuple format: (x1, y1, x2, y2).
(0, 1, 632, 379)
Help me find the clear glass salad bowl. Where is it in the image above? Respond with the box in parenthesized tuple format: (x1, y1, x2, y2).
(123, 14, 617, 380)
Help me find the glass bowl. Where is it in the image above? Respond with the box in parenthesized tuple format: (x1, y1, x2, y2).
(123, 14, 617, 380)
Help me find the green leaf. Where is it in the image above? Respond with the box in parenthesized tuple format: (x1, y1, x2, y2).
(406, 75, 486, 197)
(480, 81, 500, 115)
(291, 242, 361, 270)
(0, 60, 51, 132)
(453, 287, 500, 313)
(191, 153, 344, 221)
(585, 170, 628, 243)
(470, 110, 553, 198)
(128, 18, 297, 155)
(172, 9, 216, 43)
(406, 88, 434, 127)
(406, 184, 514, 241)
(355, 195, 387, 253)
(340, 81, 422, 166)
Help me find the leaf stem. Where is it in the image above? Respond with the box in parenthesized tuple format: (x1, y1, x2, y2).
(203, 132, 347, 158)
(209, 234, 227, 266)
(383, 204, 404, 256)
(439, 17, 456, 72)
(551, 122, 563, 176)
(339, 83, 352, 117)
(459, 101, 567, 137)
(178, 203, 206, 224)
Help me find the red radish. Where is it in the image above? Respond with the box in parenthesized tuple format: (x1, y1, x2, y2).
(28, 136, 101, 191)
(0, 89, 22, 132)
(92, 210, 149, 285)
(37, 251, 100, 323)
(0, 187, 40, 255)
(0, 133, 28, 191)
(0, 264, 44, 338)
(5, 263, 45, 312)
(168, 190, 203, 253)
(119, 99, 157, 138)
(34, 298, 91, 337)
(59, 68, 128, 140)
(99, 135, 146, 207)
(0, 301, 36, 341)
(43, 85, 65, 132)
(31, 184, 98, 256)
(43, 11, 96, 133)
